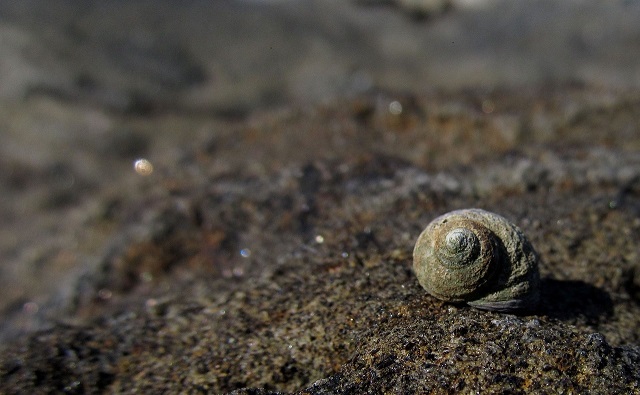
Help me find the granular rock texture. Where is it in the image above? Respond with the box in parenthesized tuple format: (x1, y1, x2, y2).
(1, 87, 640, 393)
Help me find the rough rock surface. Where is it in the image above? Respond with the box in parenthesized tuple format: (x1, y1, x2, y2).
(2, 87, 640, 394)
(1, 1, 640, 394)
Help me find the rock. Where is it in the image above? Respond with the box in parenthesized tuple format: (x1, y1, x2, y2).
(1, 1, 640, 393)
(1, 87, 640, 393)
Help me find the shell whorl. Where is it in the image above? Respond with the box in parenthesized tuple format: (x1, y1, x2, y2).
(437, 227, 480, 267)
(413, 209, 540, 312)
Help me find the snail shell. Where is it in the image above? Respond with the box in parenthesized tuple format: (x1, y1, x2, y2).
(412, 208, 540, 312)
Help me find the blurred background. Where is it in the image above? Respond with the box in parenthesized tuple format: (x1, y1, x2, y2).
(1, 0, 640, 341)
(2, 0, 640, 111)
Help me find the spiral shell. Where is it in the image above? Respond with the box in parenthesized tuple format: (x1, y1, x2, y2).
(412, 209, 540, 312)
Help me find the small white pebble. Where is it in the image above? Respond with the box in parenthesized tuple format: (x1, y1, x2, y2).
(98, 289, 112, 300)
(134, 158, 154, 176)
(389, 101, 403, 115)
(145, 298, 158, 308)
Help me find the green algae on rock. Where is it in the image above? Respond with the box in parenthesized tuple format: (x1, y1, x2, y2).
(413, 209, 540, 312)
